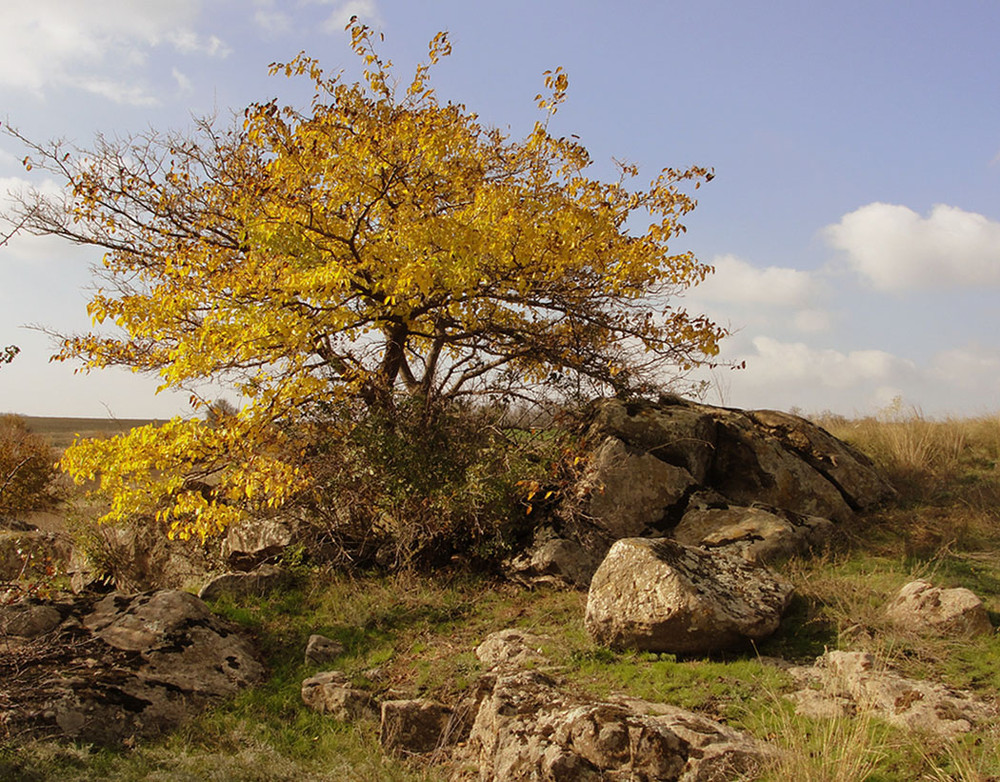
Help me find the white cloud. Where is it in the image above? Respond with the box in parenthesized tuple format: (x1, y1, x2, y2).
(824, 202, 1000, 291)
(696, 254, 820, 307)
(172, 68, 194, 95)
(747, 336, 916, 389)
(253, 10, 293, 34)
(0, 1, 227, 104)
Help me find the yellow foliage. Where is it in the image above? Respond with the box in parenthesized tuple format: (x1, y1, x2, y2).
(11, 20, 726, 538)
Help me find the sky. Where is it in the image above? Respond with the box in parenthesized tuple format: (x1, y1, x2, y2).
(1, 0, 998, 419)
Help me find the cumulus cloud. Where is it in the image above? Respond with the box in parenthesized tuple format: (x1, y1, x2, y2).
(0, 1, 227, 104)
(695, 254, 820, 307)
(747, 336, 916, 389)
(824, 202, 1000, 291)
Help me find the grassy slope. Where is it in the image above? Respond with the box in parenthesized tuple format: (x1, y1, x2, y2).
(3, 412, 1000, 781)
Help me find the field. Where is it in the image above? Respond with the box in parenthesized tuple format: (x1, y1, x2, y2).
(19, 416, 162, 451)
(3, 408, 1000, 781)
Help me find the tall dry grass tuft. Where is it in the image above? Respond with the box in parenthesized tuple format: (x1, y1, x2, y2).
(813, 400, 1000, 512)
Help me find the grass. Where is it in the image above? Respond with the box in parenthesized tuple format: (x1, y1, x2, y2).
(4, 409, 1000, 780)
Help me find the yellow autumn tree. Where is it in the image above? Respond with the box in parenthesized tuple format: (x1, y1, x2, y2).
(4, 22, 725, 541)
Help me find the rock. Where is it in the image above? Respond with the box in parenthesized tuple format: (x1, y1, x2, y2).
(590, 398, 718, 483)
(787, 650, 992, 738)
(672, 504, 834, 564)
(708, 410, 855, 523)
(301, 671, 378, 721)
(0, 600, 64, 638)
(380, 698, 456, 755)
(197, 564, 290, 602)
(885, 580, 993, 637)
(69, 522, 212, 592)
(475, 629, 549, 671)
(222, 516, 298, 569)
(458, 670, 767, 781)
(0, 590, 264, 746)
(304, 633, 345, 666)
(746, 409, 897, 510)
(505, 534, 599, 588)
(610, 695, 773, 781)
(581, 436, 696, 540)
(585, 538, 794, 654)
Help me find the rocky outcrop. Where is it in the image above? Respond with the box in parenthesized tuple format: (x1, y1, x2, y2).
(585, 538, 794, 654)
(457, 669, 768, 781)
(885, 580, 993, 637)
(576, 398, 895, 551)
(0, 590, 264, 745)
(787, 650, 993, 738)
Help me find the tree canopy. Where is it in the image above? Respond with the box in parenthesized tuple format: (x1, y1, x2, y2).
(4, 22, 725, 541)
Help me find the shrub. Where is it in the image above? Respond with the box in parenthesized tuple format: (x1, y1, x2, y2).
(296, 399, 582, 570)
(0, 414, 59, 516)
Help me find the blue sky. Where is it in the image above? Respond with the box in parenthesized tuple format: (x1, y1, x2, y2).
(1, 0, 999, 418)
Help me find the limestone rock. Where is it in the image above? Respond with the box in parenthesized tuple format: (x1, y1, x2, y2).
(223, 516, 298, 569)
(301, 671, 378, 721)
(673, 504, 834, 564)
(885, 580, 993, 637)
(458, 670, 768, 782)
(585, 538, 794, 654)
(304, 633, 345, 666)
(380, 698, 456, 755)
(197, 564, 290, 602)
(0, 590, 264, 745)
(787, 650, 992, 738)
(581, 437, 696, 541)
(475, 629, 549, 671)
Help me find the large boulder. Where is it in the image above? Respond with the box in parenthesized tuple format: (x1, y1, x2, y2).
(457, 670, 767, 781)
(0, 590, 264, 745)
(707, 410, 854, 523)
(579, 436, 696, 541)
(885, 580, 993, 637)
(581, 398, 895, 536)
(585, 538, 794, 654)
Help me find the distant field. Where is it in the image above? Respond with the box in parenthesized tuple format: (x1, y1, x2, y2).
(19, 416, 164, 450)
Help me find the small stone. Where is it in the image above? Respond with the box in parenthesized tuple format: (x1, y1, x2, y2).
(301, 671, 378, 721)
(885, 580, 993, 637)
(304, 633, 344, 666)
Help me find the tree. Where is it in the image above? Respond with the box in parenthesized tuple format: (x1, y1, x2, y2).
(1, 345, 18, 367)
(2, 22, 726, 541)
